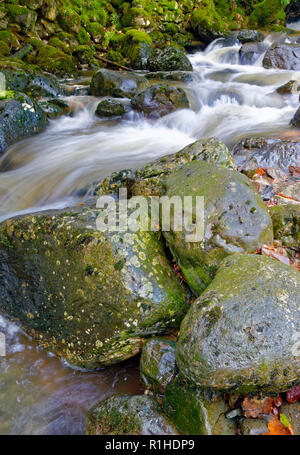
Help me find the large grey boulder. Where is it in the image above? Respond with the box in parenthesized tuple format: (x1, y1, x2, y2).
(176, 254, 300, 393)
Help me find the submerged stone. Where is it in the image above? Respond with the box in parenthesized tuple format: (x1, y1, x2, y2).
(95, 98, 127, 118)
(86, 394, 178, 435)
(0, 204, 188, 369)
(176, 254, 300, 392)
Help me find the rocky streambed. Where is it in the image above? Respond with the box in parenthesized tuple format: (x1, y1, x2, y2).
(0, 32, 299, 435)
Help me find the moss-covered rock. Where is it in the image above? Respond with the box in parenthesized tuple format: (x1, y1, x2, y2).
(0, 90, 48, 154)
(95, 98, 128, 117)
(0, 204, 188, 368)
(86, 394, 178, 435)
(121, 29, 153, 70)
(131, 84, 189, 119)
(89, 68, 149, 98)
(5, 4, 37, 32)
(147, 46, 192, 71)
(38, 98, 71, 119)
(0, 58, 66, 98)
(72, 45, 95, 65)
(57, 7, 81, 34)
(249, 0, 286, 28)
(176, 254, 300, 393)
(0, 41, 10, 57)
(163, 377, 236, 435)
(163, 161, 273, 294)
(269, 204, 300, 250)
(280, 402, 300, 435)
(140, 338, 176, 393)
(0, 30, 20, 49)
(34, 45, 77, 75)
(189, 2, 225, 44)
(96, 137, 235, 198)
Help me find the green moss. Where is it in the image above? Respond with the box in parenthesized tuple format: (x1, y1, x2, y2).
(35, 45, 77, 75)
(249, 0, 285, 27)
(0, 30, 19, 49)
(48, 37, 71, 54)
(0, 41, 10, 56)
(77, 27, 91, 45)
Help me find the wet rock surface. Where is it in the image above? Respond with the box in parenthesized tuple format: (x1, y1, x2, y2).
(89, 69, 148, 99)
(95, 98, 128, 118)
(0, 204, 188, 369)
(269, 204, 300, 250)
(176, 254, 300, 392)
(163, 377, 236, 435)
(0, 90, 48, 154)
(140, 338, 176, 393)
(163, 161, 273, 294)
(263, 43, 300, 70)
(86, 394, 178, 435)
(147, 47, 193, 72)
(131, 84, 189, 119)
(239, 42, 267, 65)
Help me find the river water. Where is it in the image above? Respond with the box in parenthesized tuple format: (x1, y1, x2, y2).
(0, 33, 300, 434)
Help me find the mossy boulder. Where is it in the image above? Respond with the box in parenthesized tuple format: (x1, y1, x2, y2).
(72, 45, 95, 65)
(121, 29, 153, 70)
(89, 68, 149, 99)
(176, 254, 300, 393)
(0, 59, 66, 98)
(86, 394, 178, 435)
(0, 30, 20, 49)
(263, 43, 300, 70)
(0, 41, 10, 57)
(57, 8, 81, 34)
(147, 47, 192, 72)
(131, 84, 189, 119)
(269, 204, 300, 250)
(189, 4, 225, 44)
(0, 205, 188, 369)
(249, 0, 286, 28)
(0, 90, 48, 154)
(162, 161, 273, 294)
(97, 137, 235, 198)
(5, 4, 37, 32)
(163, 377, 236, 435)
(140, 338, 176, 393)
(95, 98, 127, 118)
(35, 45, 77, 76)
(276, 80, 299, 95)
(38, 98, 71, 119)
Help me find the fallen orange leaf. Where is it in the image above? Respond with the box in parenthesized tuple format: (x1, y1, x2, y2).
(263, 417, 294, 435)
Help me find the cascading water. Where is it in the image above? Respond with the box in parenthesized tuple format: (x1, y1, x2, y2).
(0, 33, 300, 434)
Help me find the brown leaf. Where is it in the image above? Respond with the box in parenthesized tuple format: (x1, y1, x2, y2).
(263, 417, 294, 435)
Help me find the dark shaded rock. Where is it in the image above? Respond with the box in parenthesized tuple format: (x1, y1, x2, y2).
(291, 106, 300, 126)
(0, 90, 48, 154)
(163, 161, 273, 294)
(89, 68, 148, 99)
(38, 98, 71, 119)
(240, 418, 268, 435)
(176, 254, 300, 393)
(0, 204, 188, 369)
(232, 137, 300, 174)
(86, 394, 178, 435)
(269, 204, 300, 250)
(239, 42, 267, 65)
(0, 59, 66, 98)
(95, 98, 127, 118)
(237, 30, 265, 43)
(276, 80, 298, 95)
(263, 43, 300, 70)
(140, 338, 176, 393)
(147, 47, 192, 72)
(96, 137, 235, 198)
(131, 84, 189, 119)
(280, 402, 300, 434)
(163, 377, 236, 435)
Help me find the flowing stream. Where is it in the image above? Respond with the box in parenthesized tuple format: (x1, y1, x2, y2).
(0, 33, 300, 434)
